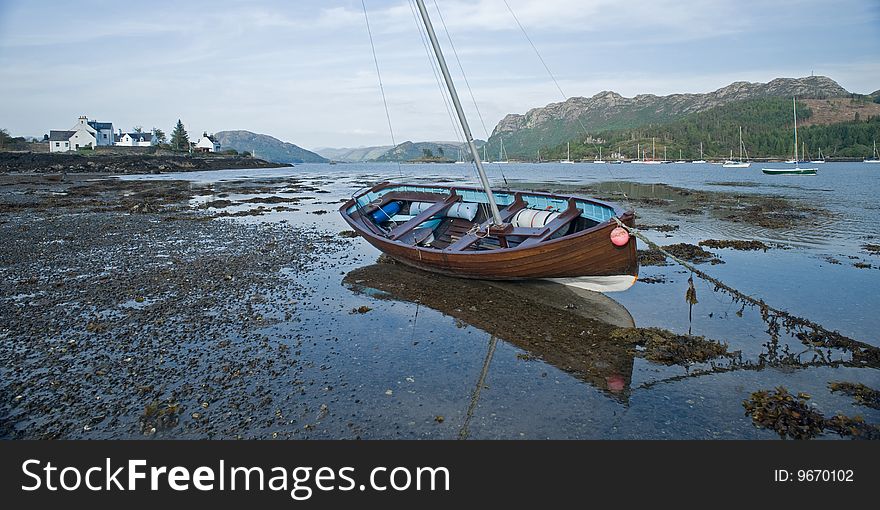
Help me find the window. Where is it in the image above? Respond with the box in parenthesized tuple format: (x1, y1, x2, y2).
(103, 133, 107, 139)
(55, 142, 59, 147)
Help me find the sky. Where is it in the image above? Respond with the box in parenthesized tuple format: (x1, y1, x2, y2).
(0, 0, 878, 150)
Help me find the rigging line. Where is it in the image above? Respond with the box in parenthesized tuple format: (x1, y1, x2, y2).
(361, 0, 403, 178)
(502, 0, 630, 203)
(431, 0, 509, 188)
(407, 0, 465, 148)
(407, 0, 485, 190)
(407, 0, 490, 219)
(458, 334, 498, 440)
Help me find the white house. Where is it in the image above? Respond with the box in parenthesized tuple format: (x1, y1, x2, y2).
(114, 130, 156, 147)
(194, 133, 220, 152)
(48, 131, 73, 152)
(48, 116, 113, 152)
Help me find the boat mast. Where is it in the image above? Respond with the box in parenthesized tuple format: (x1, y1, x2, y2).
(739, 126, 743, 161)
(793, 97, 798, 163)
(414, 0, 503, 225)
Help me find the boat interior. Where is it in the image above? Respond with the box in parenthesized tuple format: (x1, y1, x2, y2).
(345, 184, 620, 252)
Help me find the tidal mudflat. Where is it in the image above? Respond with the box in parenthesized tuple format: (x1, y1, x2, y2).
(1, 163, 878, 439)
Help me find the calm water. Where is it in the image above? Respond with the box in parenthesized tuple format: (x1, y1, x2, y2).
(125, 162, 880, 439)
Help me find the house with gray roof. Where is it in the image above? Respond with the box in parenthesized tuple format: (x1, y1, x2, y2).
(47, 116, 114, 152)
(115, 130, 156, 147)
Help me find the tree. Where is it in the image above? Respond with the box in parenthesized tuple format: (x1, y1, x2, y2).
(0, 128, 9, 149)
(422, 148, 434, 159)
(170, 120, 189, 151)
(437, 146, 444, 156)
(133, 126, 143, 133)
(152, 127, 167, 144)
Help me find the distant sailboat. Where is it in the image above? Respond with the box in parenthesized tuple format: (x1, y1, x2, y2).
(643, 137, 661, 164)
(491, 138, 509, 164)
(593, 146, 605, 164)
(809, 147, 825, 164)
(455, 146, 467, 164)
(723, 127, 750, 168)
(674, 149, 686, 164)
(762, 98, 817, 175)
(865, 141, 880, 163)
(560, 142, 575, 164)
(692, 142, 706, 163)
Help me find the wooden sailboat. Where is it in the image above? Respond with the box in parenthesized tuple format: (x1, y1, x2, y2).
(340, 0, 638, 292)
(723, 127, 750, 167)
(763, 98, 817, 175)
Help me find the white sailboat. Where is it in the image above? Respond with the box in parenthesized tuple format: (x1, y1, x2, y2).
(491, 137, 509, 164)
(593, 146, 605, 164)
(762, 98, 817, 175)
(723, 126, 750, 168)
(455, 146, 467, 164)
(865, 141, 880, 163)
(692, 142, 706, 163)
(674, 149, 686, 164)
(809, 147, 825, 164)
(560, 142, 575, 164)
(643, 137, 661, 164)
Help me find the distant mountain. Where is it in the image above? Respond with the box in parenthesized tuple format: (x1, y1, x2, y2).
(317, 140, 486, 162)
(314, 145, 393, 162)
(375, 141, 471, 162)
(488, 76, 852, 158)
(214, 130, 327, 164)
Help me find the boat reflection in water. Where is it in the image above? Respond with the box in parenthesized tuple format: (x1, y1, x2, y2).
(343, 259, 637, 403)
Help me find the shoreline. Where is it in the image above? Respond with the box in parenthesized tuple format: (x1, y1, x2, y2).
(0, 151, 290, 174)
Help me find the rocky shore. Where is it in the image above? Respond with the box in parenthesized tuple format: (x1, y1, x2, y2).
(0, 174, 350, 438)
(0, 151, 289, 174)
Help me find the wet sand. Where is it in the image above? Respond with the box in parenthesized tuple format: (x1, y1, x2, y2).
(1, 169, 877, 439)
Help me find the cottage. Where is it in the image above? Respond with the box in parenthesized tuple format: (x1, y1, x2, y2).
(48, 131, 74, 152)
(47, 116, 114, 152)
(114, 131, 155, 147)
(194, 133, 220, 153)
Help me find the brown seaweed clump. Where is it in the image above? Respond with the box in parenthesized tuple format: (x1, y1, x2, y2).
(829, 382, 880, 410)
(698, 239, 769, 251)
(338, 230, 359, 238)
(823, 415, 880, 440)
(661, 243, 724, 265)
(611, 328, 735, 365)
(743, 387, 826, 440)
(862, 244, 880, 256)
(139, 400, 182, 435)
(743, 387, 880, 440)
(637, 249, 669, 266)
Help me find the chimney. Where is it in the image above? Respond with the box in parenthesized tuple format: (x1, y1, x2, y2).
(79, 115, 87, 124)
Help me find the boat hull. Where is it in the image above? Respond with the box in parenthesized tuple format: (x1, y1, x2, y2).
(340, 184, 639, 282)
(762, 167, 817, 175)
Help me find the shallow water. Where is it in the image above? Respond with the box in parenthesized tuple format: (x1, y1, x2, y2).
(122, 162, 880, 439)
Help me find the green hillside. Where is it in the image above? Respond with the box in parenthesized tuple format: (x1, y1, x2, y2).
(540, 98, 880, 161)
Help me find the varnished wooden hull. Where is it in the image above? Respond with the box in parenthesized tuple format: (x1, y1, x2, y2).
(340, 183, 639, 281)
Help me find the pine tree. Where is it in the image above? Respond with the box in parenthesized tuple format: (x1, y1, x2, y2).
(170, 120, 189, 151)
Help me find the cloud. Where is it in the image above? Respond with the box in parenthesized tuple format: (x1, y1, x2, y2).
(0, 0, 878, 147)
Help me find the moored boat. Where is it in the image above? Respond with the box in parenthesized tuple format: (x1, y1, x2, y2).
(343, 0, 638, 292)
(762, 98, 817, 176)
(340, 182, 639, 291)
